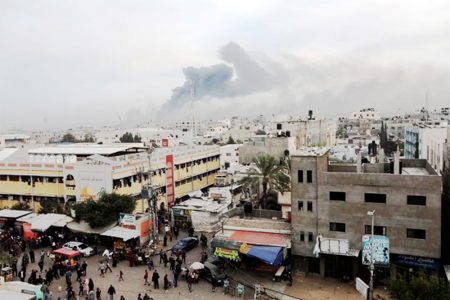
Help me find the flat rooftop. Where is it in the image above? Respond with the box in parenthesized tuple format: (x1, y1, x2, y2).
(28, 143, 147, 156)
(291, 147, 330, 157)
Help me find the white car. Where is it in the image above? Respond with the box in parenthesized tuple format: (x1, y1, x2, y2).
(63, 242, 95, 257)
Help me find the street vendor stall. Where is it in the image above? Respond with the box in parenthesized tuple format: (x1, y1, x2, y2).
(53, 248, 81, 258)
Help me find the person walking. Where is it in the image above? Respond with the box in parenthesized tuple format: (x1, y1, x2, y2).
(169, 256, 175, 271)
(159, 250, 163, 264)
(107, 284, 116, 300)
(143, 294, 151, 300)
(143, 269, 149, 286)
(119, 270, 124, 282)
(187, 271, 193, 293)
(106, 261, 113, 273)
(96, 287, 101, 300)
(147, 258, 154, 270)
(164, 274, 170, 290)
(88, 278, 94, 292)
(120, 296, 125, 300)
(163, 252, 168, 268)
(137, 293, 142, 300)
(82, 261, 88, 276)
(79, 281, 85, 296)
(29, 249, 35, 263)
(38, 259, 44, 273)
(181, 251, 186, 264)
(152, 270, 160, 289)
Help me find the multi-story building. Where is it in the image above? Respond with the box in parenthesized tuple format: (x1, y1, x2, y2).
(0, 134, 30, 148)
(405, 121, 449, 172)
(0, 144, 220, 212)
(290, 148, 442, 279)
(220, 144, 241, 169)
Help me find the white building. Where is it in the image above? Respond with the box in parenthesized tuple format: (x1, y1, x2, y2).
(0, 134, 30, 148)
(220, 144, 242, 169)
(349, 108, 381, 120)
(405, 121, 449, 172)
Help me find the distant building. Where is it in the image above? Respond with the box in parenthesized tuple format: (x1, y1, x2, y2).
(290, 147, 442, 279)
(349, 108, 381, 120)
(0, 144, 220, 212)
(405, 121, 449, 172)
(220, 144, 242, 169)
(0, 134, 30, 148)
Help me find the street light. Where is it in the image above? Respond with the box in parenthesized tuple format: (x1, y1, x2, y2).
(367, 210, 375, 300)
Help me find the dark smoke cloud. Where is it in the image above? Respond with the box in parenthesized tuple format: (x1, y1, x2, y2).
(161, 42, 281, 111)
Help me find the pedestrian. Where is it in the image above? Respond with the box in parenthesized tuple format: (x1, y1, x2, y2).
(163, 252, 168, 268)
(147, 258, 154, 270)
(88, 289, 95, 300)
(163, 235, 167, 247)
(99, 262, 105, 277)
(120, 296, 125, 300)
(19, 268, 25, 282)
(79, 281, 84, 296)
(88, 278, 94, 292)
(38, 259, 44, 273)
(107, 284, 116, 300)
(187, 271, 193, 293)
(164, 274, 170, 290)
(76, 266, 83, 282)
(96, 287, 101, 300)
(159, 249, 163, 264)
(143, 269, 149, 285)
(181, 251, 186, 264)
(169, 256, 175, 271)
(119, 270, 124, 281)
(137, 293, 142, 300)
(106, 261, 113, 273)
(152, 270, 160, 289)
(82, 260, 88, 276)
(143, 294, 151, 300)
(29, 249, 35, 263)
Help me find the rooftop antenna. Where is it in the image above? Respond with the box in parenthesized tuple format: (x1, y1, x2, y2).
(190, 79, 196, 141)
(425, 89, 430, 121)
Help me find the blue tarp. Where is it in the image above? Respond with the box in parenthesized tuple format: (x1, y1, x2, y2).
(247, 245, 284, 266)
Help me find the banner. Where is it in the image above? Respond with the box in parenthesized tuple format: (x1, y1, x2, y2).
(166, 155, 175, 207)
(214, 247, 240, 261)
(362, 235, 389, 266)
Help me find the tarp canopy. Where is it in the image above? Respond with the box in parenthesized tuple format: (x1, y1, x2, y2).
(247, 245, 284, 266)
(101, 226, 139, 241)
(67, 220, 117, 235)
(0, 209, 32, 219)
(29, 214, 73, 232)
(53, 248, 81, 258)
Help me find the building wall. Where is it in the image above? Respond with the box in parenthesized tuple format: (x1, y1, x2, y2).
(220, 144, 241, 169)
(291, 154, 442, 260)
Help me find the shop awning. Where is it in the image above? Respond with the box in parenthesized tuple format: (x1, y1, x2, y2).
(0, 209, 32, 219)
(101, 226, 139, 242)
(67, 220, 117, 235)
(30, 214, 73, 232)
(53, 248, 81, 258)
(217, 230, 290, 247)
(246, 245, 284, 266)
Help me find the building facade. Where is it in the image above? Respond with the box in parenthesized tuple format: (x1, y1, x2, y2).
(0, 144, 220, 212)
(290, 148, 442, 279)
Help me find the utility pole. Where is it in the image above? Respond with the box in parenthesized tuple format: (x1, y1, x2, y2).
(367, 210, 375, 300)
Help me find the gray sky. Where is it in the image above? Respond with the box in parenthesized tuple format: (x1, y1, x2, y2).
(1, 0, 450, 130)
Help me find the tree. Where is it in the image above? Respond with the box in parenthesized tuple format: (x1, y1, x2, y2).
(61, 133, 76, 143)
(241, 154, 290, 209)
(40, 199, 65, 214)
(83, 134, 95, 143)
(227, 136, 236, 144)
(255, 129, 266, 135)
(11, 201, 30, 210)
(387, 271, 450, 300)
(119, 132, 134, 143)
(133, 134, 142, 143)
(72, 192, 136, 228)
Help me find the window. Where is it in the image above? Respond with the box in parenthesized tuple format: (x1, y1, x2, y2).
(307, 170, 313, 183)
(329, 222, 346, 232)
(307, 201, 313, 212)
(364, 193, 386, 203)
(330, 191, 346, 201)
(300, 232, 305, 241)
(365, 225, 387, 236)
(298, 170, 303, 183)
(407, 195, 426, 206)
(298, 201, 304, 211)
(407, 228, 426, 239)
(308, 232, 313, 242)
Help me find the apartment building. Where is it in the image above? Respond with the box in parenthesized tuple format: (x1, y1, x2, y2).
(405, 121, 448, 172)
(0, 144, 220, 212)
(290, 148, 442, 279)
(220, 144, 241, 169)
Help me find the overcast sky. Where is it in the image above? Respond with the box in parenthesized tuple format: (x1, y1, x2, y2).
(1, 0, 450, 130)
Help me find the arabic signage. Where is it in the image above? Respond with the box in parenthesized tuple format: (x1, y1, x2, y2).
(214, 247, 240, 261)
(392, 254, 440, 271)
(166, 154, 175, 207)
(362, 235, 389, 266)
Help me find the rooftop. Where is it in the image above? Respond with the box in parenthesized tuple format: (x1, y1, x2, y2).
(28, 143, 147, 156)
(291, 147, 330, 157)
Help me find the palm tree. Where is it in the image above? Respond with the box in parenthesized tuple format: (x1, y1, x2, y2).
(241, 154, 290, 209)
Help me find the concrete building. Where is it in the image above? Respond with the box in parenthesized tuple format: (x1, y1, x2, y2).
(290, 147, 442, 279)
(349, 108, 381, 120)
(405, 121, 449, 172)
(0, 144, 220, 212)
(239, 137, 295, 165)
(0, 134, 30, 148)
(220, 144, 242, 169)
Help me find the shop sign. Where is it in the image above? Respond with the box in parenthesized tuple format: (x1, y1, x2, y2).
(119, 213, 136, 230)
(214, 247, 240, 261)
(166, 155, 175, 207)
(362, 235, 389, 266)
(393, 254, 440, 271)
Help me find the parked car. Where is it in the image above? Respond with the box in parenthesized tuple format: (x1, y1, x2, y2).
(171, 237, 198, 253)
(62, 241, 95, 257)
(200, 262, 227, 286)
